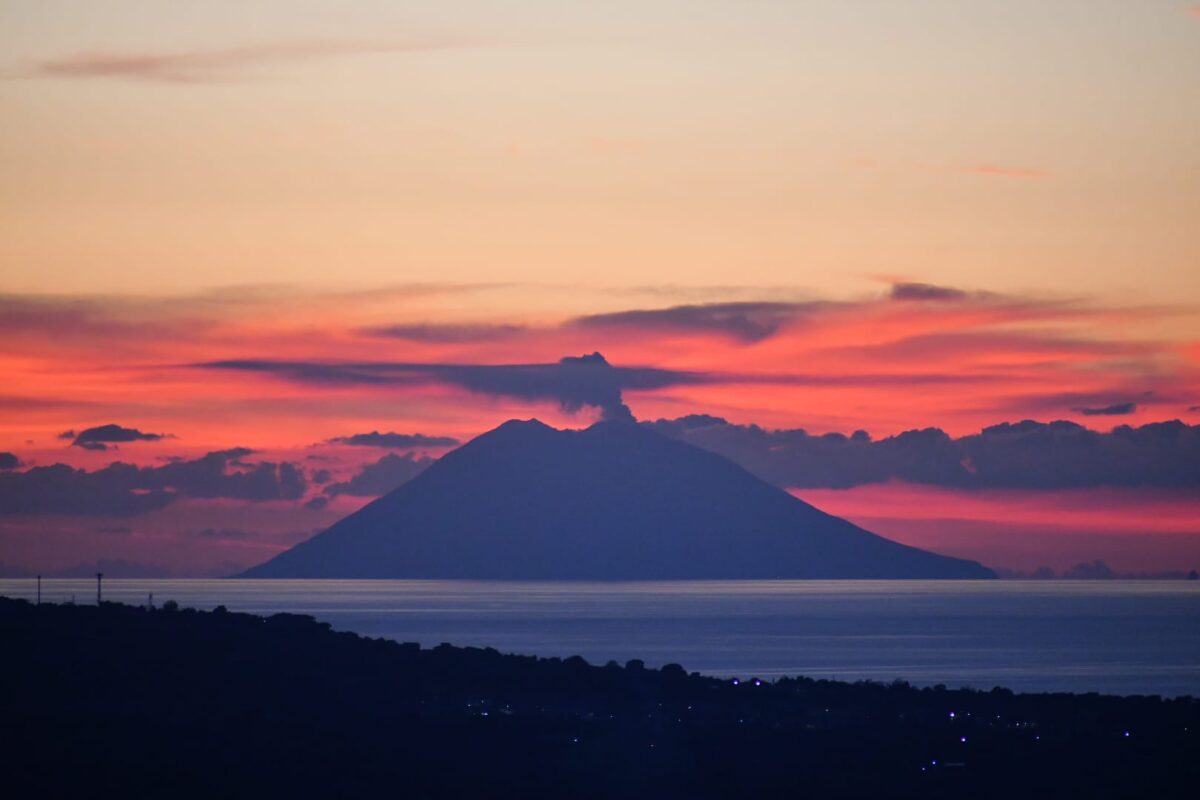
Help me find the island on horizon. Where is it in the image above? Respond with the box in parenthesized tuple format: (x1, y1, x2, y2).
(240, 418, 994, 580)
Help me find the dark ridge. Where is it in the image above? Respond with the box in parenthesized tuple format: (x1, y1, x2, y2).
(1, 598, 1195, 798)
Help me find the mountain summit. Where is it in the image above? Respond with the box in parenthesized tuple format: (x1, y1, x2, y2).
(241, 419, 994, 579)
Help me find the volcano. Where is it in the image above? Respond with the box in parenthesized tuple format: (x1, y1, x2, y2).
(241, 419, 993, 579)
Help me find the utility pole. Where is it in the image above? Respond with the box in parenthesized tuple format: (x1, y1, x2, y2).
(96, 572, 103, 605)
(36, 575, 41, 605)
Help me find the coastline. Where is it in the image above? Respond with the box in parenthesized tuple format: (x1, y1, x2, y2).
(3, 577, 1198, 697)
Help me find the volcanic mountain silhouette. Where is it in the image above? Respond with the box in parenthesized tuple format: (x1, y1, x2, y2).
(241, 419, 994, 579)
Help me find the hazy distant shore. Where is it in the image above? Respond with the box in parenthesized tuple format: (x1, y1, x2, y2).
(4, 577, 1198, 696)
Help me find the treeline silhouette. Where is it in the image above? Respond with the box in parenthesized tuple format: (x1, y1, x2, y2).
(1, 597, 1196, 798)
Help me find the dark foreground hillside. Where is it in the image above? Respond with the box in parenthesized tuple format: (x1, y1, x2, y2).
(1, 598, 1196, 799)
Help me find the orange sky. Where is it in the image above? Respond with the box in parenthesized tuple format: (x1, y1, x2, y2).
(2, 1, 1198, 303)
(1, 1, 1198, 576)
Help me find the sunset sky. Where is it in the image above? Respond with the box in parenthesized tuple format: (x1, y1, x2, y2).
(1, 1, 1198, 576)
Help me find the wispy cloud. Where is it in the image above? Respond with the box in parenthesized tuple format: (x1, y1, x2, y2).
(572, 302, 826, 343)
(326, 431, 459, 449)
(888, 282, 970, 302)
(366, 323, 529, 343)
(1076, 402, 1138, 417)
(27, 38, 478, 83)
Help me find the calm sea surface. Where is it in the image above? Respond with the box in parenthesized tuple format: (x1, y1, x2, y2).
(3, 579, 1198, 696)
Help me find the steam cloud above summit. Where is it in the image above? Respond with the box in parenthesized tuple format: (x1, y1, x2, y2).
(200, 352, 706, 422)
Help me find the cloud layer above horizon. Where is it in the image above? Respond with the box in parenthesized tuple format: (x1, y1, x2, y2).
(5, 279, 1193, 440)
(1, 280, 1196, 577)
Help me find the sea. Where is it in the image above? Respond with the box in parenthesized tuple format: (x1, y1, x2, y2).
(3, 579, 1198, 697)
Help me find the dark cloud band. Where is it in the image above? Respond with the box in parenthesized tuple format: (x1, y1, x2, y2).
(326, 431, 460, 449)
(0, 448, 305, 516)
(645, 416, 1200, 490)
